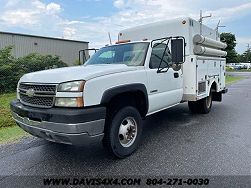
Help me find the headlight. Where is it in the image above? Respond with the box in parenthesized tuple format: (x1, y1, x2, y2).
(17, 81, 20, 99)
(56, 80, 85, 107)
(57, 81, 85, 92)
(55, 97, 84, 107)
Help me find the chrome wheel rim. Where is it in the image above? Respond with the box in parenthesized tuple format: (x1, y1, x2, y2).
(118, 117, 137, 147)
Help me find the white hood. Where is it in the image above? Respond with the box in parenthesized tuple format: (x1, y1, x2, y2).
(20, 64, 137, 84)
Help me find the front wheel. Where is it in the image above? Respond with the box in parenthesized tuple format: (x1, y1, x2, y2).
(103, 106, 142, 158)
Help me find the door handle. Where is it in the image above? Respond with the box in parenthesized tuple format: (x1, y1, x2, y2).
(174, 72, 179, 78)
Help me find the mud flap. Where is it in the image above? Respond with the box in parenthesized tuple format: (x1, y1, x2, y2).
(212, 92, 222, 102)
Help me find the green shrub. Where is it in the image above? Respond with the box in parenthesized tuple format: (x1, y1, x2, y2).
(17, 53, 68, 72)
(0, 46, 68, 93)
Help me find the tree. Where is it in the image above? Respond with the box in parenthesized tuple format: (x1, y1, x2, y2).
(0, 46, 15, 64)
(220, 33, 239, 63)
(0, 46, 68, 93)
(242, 49, 251, 63)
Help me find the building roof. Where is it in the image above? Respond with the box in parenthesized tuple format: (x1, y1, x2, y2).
(0, 31, 89, 44)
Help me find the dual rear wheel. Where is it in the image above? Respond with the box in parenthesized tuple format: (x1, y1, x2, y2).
(188, 90, 213, 114)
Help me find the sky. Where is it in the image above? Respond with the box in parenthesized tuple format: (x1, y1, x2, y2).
(0, 0, 251, 53)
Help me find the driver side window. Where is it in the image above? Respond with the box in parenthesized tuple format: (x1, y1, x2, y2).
(149, 43, 172, 69)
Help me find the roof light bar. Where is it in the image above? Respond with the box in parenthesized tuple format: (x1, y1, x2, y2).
(116, 40, 131, 44)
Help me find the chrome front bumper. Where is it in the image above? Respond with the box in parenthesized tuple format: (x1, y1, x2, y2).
(11, 100, 106, 145)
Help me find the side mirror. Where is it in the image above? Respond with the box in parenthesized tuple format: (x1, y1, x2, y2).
(79, 48, 98, 64)
(171, 38, 185, 64)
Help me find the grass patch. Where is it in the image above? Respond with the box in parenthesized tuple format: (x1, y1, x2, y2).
(226, 68, 251, 72)
(0, 92, 28, 144)
(0, 92, 16, 128)
(0, 126, 28, 144)
(225, 75, 244, 85)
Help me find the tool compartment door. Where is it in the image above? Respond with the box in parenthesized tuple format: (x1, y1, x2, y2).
(220, 60, 226, 90)
(196, 59, 208, 98)
(196, 58, 222, 98)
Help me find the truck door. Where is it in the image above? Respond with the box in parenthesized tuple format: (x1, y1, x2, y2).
(146, 43, 183, 114)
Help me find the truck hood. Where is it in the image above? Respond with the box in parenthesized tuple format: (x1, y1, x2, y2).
(20, 64, 137, 84)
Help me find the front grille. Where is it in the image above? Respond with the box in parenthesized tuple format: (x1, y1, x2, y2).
(19, 83, 56, 108)
(19, 93, 54, 107)
(19, 83, 56, 94)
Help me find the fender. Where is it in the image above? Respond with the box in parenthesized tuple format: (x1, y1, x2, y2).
(209, 80, 218, 93)
(101, 83, 149, 115)
(210, 81, 222, 102)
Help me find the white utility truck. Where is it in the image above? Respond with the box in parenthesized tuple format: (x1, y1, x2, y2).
(11, 18, 228, 158)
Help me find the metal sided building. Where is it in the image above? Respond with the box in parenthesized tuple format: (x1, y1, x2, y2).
(0, 31, 89, 66)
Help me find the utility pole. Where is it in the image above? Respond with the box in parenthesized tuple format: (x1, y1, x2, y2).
(108, 32, 112, 45)
(199, 10, 212, 35)
(246, 44, 250, 63)
(215, 20, 226, 40)
(247, 44, 250, 51)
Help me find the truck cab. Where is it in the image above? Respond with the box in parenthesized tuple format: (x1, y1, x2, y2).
(11, 17, 227, 158)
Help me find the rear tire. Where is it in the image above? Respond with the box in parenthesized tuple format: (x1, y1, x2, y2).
(197, 90, 212, 114)
(188, 90, 213, 114)
(103, 106, 142, 158)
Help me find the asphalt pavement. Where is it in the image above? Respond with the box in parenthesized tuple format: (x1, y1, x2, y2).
(0, 72, 250, 186)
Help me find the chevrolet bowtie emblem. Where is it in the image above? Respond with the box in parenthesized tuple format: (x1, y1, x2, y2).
(26, 89, 35, 97)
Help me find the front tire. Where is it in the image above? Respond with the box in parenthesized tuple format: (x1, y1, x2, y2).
(103, 106, 142, 158)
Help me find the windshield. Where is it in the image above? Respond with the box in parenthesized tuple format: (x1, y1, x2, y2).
(85, 42, 149, 66)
